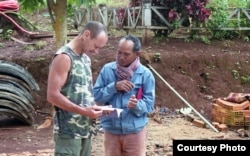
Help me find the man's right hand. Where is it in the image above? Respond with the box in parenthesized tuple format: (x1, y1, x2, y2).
(115, 80, 134, 92)
(85, 106, 103, 119)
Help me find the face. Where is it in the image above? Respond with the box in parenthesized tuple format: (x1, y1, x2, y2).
(81, 31, 108, 54)
(116, 39, 139, 67)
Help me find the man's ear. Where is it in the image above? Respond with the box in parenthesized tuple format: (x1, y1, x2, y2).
(136, 51, 141, 57)
(83, 30, 90, 39)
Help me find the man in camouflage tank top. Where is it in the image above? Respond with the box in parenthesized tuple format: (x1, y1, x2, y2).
(47, 21, 108, 156)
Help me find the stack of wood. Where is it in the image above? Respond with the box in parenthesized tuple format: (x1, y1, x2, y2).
(211, 93, 250, 129)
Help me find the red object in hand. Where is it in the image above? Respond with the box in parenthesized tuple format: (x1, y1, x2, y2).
(136, 87, 143, 99)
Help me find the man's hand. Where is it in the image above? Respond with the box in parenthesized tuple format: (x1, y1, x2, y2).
(85, 106, 103, 119)
(93, 105, 113, 116)
(127, 95, 138, 109)
(115, 80, 134, 92)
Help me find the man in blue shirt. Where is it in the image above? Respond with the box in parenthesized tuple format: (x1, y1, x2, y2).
(93, 35, 155, 156)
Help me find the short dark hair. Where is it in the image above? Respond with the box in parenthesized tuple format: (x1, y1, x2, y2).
(120, 35, 141, 53)
(81, 21, 108, 38)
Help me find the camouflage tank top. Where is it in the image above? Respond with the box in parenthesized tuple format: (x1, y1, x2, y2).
(53, 46, 94, 139)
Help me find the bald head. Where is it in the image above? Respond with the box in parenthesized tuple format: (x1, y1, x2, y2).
(80, 21, 108, 39)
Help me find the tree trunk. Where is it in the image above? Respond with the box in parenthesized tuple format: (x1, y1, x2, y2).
(39, 0, 68, 128)
(47, 0, 68, 50)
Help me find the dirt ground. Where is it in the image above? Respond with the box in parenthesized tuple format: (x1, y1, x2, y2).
(1, 14, 250, 155)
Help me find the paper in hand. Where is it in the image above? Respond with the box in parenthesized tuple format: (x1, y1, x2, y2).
(101, 107, 123, 118)
(108, 108, 123, 118)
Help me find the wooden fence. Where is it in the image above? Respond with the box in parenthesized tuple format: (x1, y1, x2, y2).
(74, 3, 250, 37)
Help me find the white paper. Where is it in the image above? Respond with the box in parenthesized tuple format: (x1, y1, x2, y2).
(100, 106, 123, 118)
(109, 108, 123, 118)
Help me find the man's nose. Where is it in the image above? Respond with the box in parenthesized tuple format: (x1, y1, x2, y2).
(118, 54, 125, 59)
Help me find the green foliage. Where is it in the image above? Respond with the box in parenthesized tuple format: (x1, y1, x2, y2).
(243, 36, 249, 42)
(172, 20, 180, 30)
(187, 30, 211, 44)
(35, 41, 47, 50)
(231, 68, 250, 84)
(74, 0, 96, 8)
(200, 85, 207, 93)
(200, 35, 211, 44)
(23, 44, 34, 51)
(184, 37, 190, 43)
(228, 0, 249, 8)
(0, 43, 4, 48)
(152, 35, 165, 44)
(17, 0, 250, 41)
(206, 0, 250, 40)
(241, 75, 250, 84)
(189, 30, 199, 40)
(0, 29, 13, 40)
(34, 57, 46, 62)
(247, 0, 250, 8)
(19, 0, 96, 14)
(232, 69, 239, 79)
(95, 0, 128, 7)
(19, 0, 45, 13)
(23, 41, 47, 51)
(67, 3, 77, 17)
(153, 53, 161, 62)
(206, 0, 230, 39)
